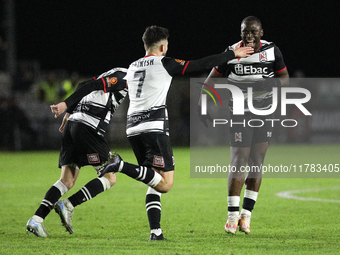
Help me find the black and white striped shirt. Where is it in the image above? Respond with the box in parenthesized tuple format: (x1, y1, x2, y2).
(214, 40, 287, 111)
(65, 67, 127, 136)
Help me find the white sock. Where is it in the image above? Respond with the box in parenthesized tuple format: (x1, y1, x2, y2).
(32, 215, 43, 223)
(227, 196, 240, 216)
(117, 161, 124, 172)
(244, 189, 258, 201)
(240, 208, 252, 216)
(53, 180, 68, 195)
(98, 176, 111, 191)
(151, 228, 162, 236)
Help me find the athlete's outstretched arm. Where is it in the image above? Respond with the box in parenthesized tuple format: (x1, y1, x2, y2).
(185, 46, 253, 73)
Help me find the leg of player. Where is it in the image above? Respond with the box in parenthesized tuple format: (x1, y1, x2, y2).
(146, 187, 163, 241)
(55, 172, 116, 234)
(146, 169, 173, 241)
(26, 165, 79, 237)
(153, 169, 174, 193)
(99, 155, 173, 193)
(225, 146, 250, 235)
(239, 142, 268, 234)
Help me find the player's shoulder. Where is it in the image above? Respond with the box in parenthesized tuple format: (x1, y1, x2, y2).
(226, 40, 243, 51)
(260, 40, 284, 56)
(260, 40, 279, 50)
(98, 67, 128, 78)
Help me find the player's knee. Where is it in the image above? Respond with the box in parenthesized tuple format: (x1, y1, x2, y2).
(231, 151, 249, 166)
(157, 187, 170, 193)
(103, 173, 116, 187)
(250, 153, 266, 166)
(156, 180, 173, 193)
(60, 178, 76, 190)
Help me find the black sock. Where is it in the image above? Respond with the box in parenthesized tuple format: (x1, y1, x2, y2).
(35, 186, 62, 219)
(68, 178, 106, 207)
(121, 162, 161, 187)
(242, 197, 256, 212)
(145, 188, 161, 230)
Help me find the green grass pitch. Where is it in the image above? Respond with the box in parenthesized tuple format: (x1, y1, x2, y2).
(1, 144, 340, 254)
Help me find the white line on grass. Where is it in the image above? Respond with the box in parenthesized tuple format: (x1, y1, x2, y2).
(277, 187, 340, 203)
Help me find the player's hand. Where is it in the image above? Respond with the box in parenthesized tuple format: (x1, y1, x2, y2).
(233, 45, 254, 58)
(50, 102, 67, 118)
(197, 105, 213, 127)
(59, 113, 70, 133)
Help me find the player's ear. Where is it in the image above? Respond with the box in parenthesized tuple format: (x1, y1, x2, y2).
(160, 44, 164, 53)
(260, 29, 264, 37)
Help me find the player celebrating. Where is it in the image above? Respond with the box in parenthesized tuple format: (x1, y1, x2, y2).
(26, 68, 127, 237)
(99, 25, 253, 240)
(203, 16, 289, 234)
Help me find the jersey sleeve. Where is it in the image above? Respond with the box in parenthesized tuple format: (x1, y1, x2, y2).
(64, 79, 93, 113)
(273, 46, 287, 73)
(161, 57, 190, 76)
(213, 48, 233, 75)
(213, 62, 228, 76)
(101, 70, 127, 93)
(64, 71, 127, 112)
(161, 50, 235, 76)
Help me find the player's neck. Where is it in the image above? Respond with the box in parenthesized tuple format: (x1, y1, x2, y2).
(145, 51, 162, 57)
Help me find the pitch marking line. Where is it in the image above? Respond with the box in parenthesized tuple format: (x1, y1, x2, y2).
(276, 187, 340, 203)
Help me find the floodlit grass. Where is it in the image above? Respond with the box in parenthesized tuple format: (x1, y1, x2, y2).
(0, 145, 340, 254)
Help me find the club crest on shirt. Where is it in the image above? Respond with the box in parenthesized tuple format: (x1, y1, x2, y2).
(235, 132, 242, 142)
(259, 51, 267, 62)
(175, 59, 185, 65)
(87, 153, 100, 164)
(107, 77, 118, 87)
(153, 155, 165, 168)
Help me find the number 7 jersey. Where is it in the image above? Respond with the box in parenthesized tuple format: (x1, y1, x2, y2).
(126, 55, 188, 137)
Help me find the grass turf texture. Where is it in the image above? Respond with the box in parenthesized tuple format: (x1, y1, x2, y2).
(0, 144, 340, 254)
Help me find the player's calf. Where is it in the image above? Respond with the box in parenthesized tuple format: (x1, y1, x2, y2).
(100, 154, 164, 191)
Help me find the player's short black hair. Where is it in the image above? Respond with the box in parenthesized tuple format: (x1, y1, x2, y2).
(142, 25, 169, 48)
(242, 16, 262, 27)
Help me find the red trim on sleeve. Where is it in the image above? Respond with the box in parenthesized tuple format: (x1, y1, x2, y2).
(213, 67, 223, 75)
(274, 66, 287, 73)
(101, 77, 107, 93)
(182, 61, 190, 75)
(93, 77, 97, 80)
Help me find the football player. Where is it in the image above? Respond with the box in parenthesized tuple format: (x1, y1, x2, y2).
(26, 68, 127, 237)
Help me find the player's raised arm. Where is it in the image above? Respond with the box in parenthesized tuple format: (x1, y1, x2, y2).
(163, 46, 253, 76)
(183, 47, 253, 73)
(64, 73, 126, 107)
